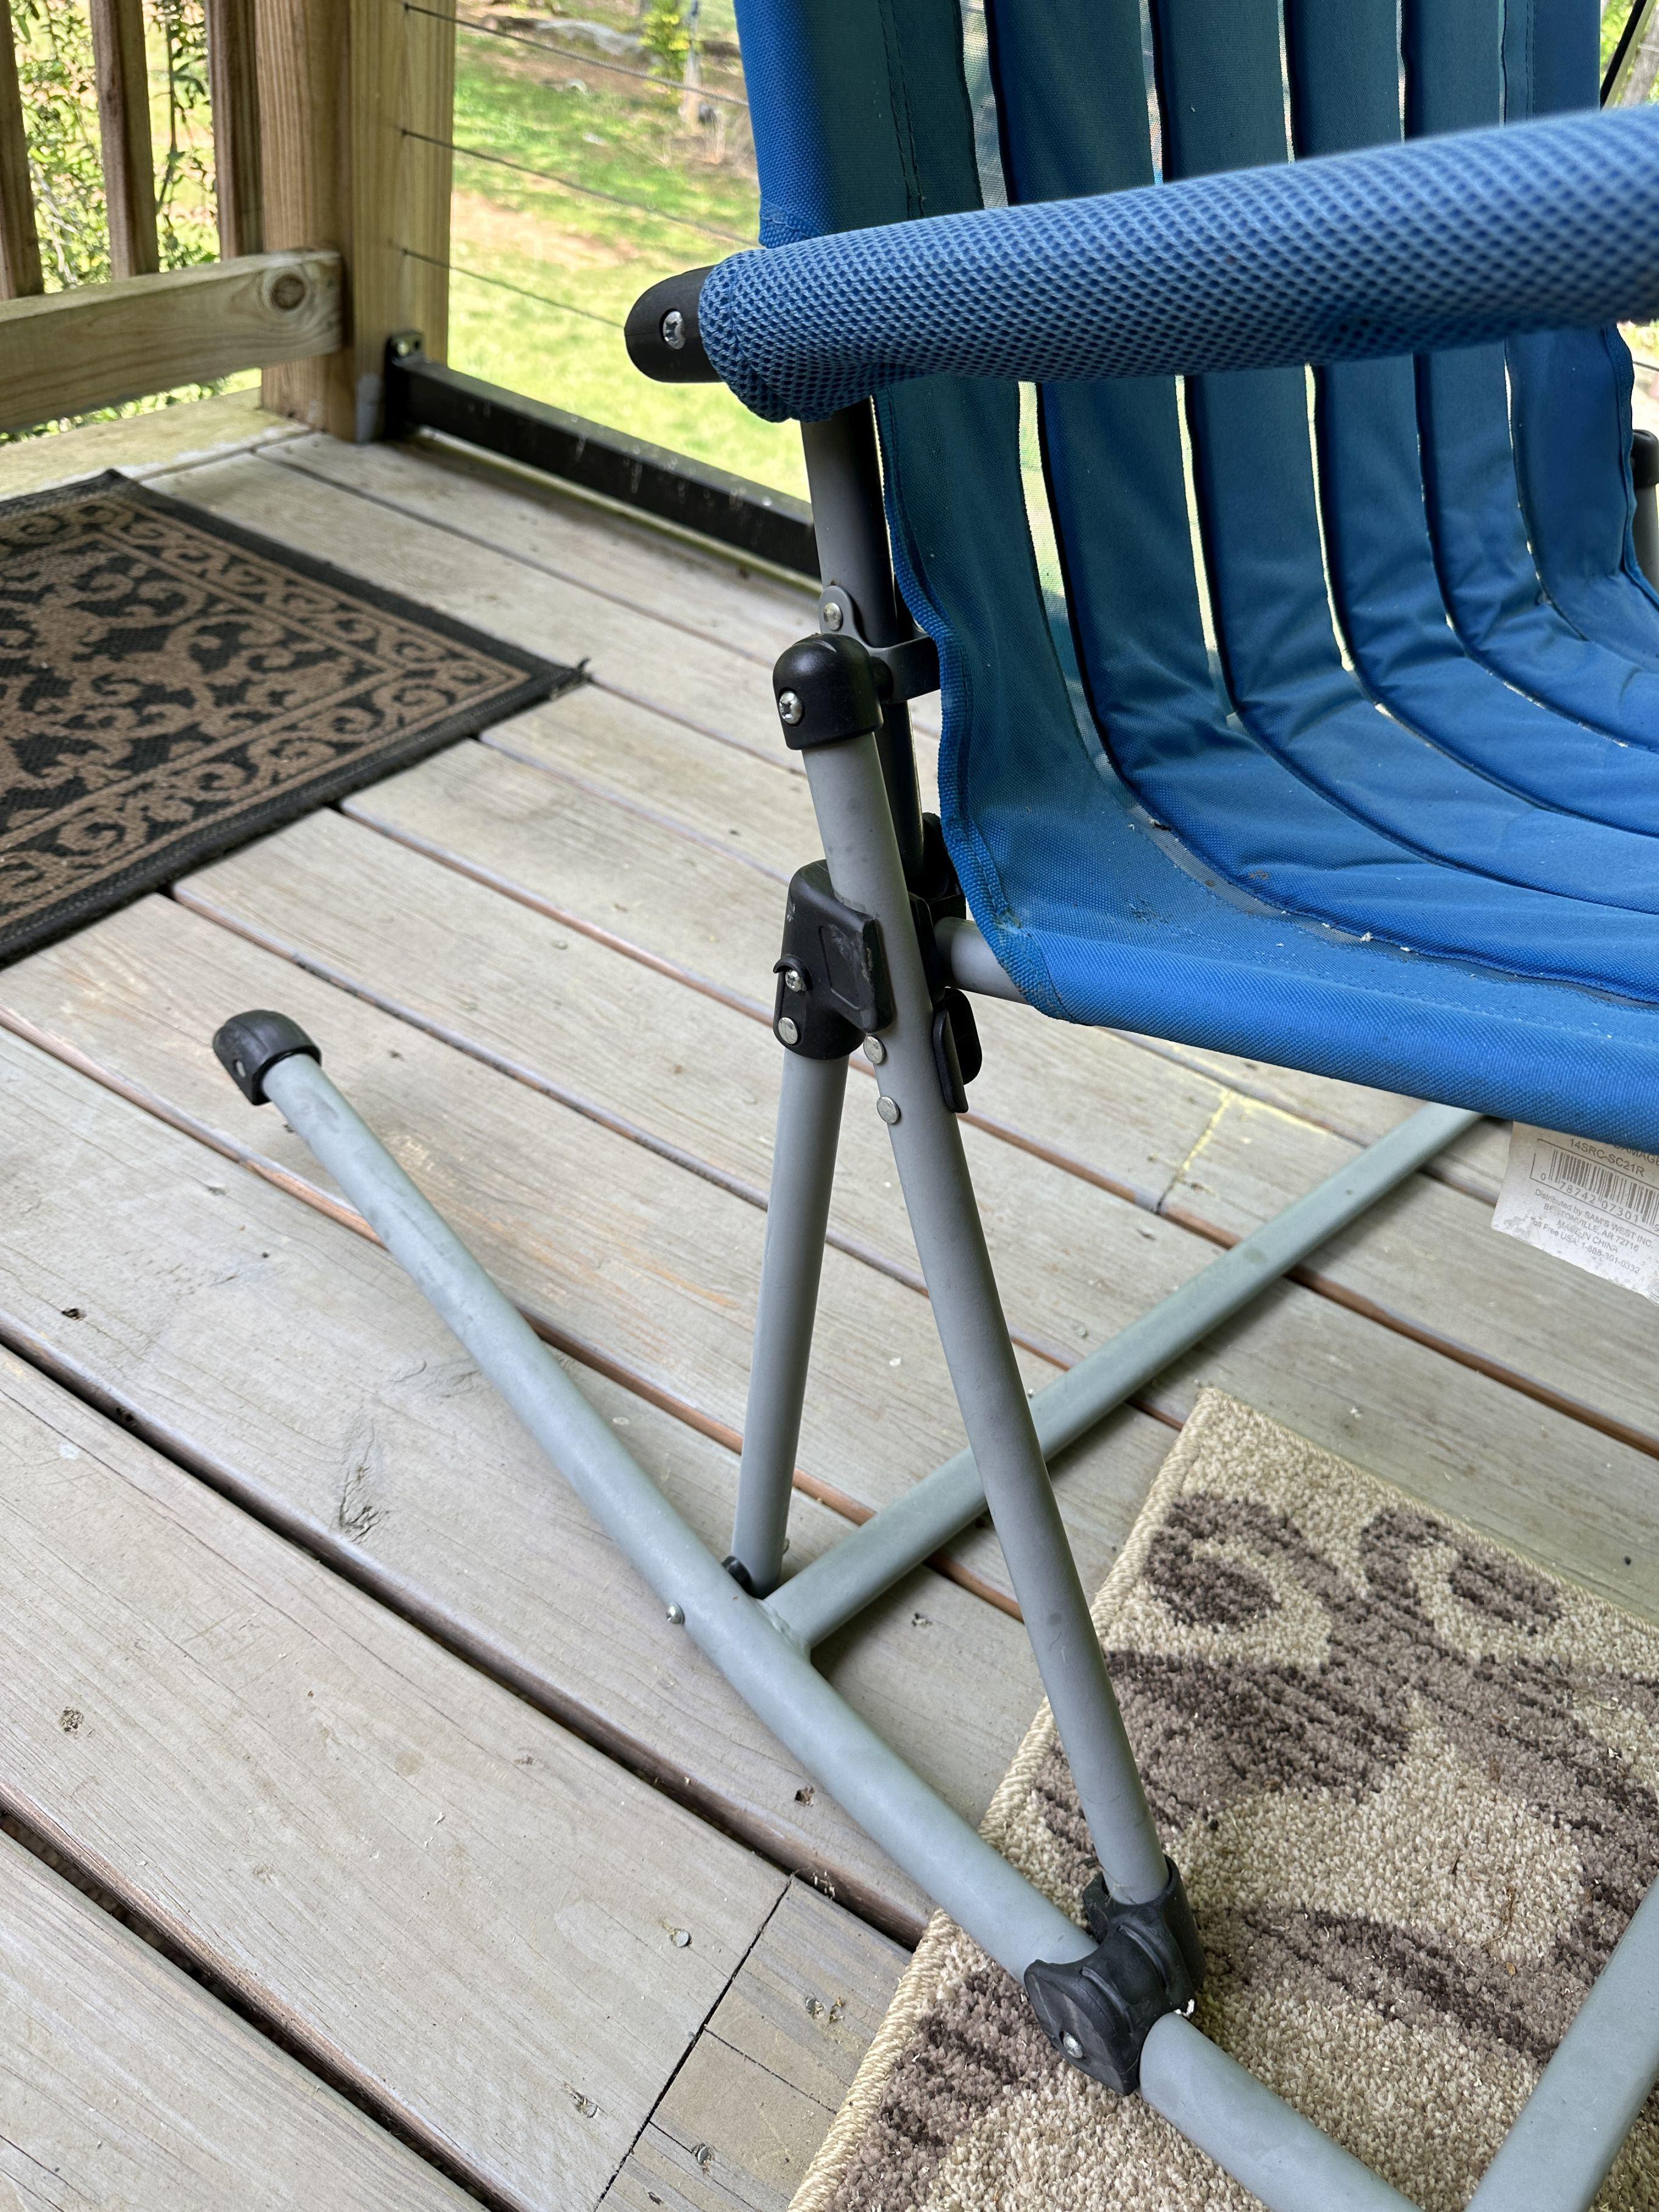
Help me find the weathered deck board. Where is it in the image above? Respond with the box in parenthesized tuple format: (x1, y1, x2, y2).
(265, 742, 1657, 1609)
(604, 1882, 908, 2212)
(0, 1012, 1099, 1932)
(169, 446, 789, 753)
(333, 737, 1657, 1436)
(0, 1828, 472, 2211)
(481, 686, 1507, 1200)
(272, 434, 945, 743)
(166, 794, 1649, 1521)
(280, 436, 817, 663)
(0, 1341, 783, 2212)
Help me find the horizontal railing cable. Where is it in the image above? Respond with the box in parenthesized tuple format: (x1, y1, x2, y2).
(404, 125, 751, 244)
(402, 0, 751, 109)
(401, 242, 625, 327)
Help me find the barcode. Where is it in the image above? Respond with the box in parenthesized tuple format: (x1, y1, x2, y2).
(1533, 1143, 1659, 1229)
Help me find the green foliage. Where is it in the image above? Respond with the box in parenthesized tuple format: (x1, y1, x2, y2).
(149, 0, 218, 270)
(10, 0, 105, 289)
(639, 0, 692, 78)
(446, 32, 803, 494)
(9, 0, 216, 292)
(4, 0, 229, 436)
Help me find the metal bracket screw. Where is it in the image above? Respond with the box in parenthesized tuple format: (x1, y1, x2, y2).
(876, 1095, 901, 1126)
(820, 600, 844, 631)
(776, 1016, 801, 1046)
(781, 966, 807, 994)
(661, 309, 686, 350)
(865, 1035, 887, 1065)
(665, 1602, 686, 1624)
(777, 690, 803, 726)
(1062, 2033, 1084, 2060)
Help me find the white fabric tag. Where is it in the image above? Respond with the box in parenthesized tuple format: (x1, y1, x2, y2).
(1493, 1123, 1659, 1298)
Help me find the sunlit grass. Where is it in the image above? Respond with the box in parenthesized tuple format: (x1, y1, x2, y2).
(445, 28, 806, 497)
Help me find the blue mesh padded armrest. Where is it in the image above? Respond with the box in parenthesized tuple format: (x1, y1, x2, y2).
(699, 107, 1659, 422)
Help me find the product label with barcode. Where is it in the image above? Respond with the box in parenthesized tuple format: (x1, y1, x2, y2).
(1493, 1123, 1659, 1297)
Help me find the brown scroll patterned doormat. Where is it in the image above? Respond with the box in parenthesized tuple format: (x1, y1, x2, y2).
(798, 1390, 1659, 2212)
(0, 471, 580, 963)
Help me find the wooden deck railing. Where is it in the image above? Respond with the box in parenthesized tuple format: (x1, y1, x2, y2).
(0, 0, 458, 443)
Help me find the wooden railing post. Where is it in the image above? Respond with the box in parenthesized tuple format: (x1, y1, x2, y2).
(257, 0, 456, 442)
(207, 0, 265, 260)
(0, 15, 42, 300)
(88, 0, 161, 280)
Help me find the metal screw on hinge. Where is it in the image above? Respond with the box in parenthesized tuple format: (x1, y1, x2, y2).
(781, 966, 806, 994)
(776, 1017, 800, 1046)
(876, 1095, 901, 1126)
(661, 309, 686, 350)
(820, 600, 844, 631)
(1061, 2033, 1084, 2060)
(864, 1035, 887, 1065)
(391, 332, 419, 358)
(777, 691, 803, 726)
(665, 1602, 685, 1624)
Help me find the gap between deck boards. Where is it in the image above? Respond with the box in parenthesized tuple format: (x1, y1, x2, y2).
(267, 785, 1659, 1484)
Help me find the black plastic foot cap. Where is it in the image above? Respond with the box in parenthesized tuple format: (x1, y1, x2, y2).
(213, 1010, 321, 1106)
(1025, 1858, 1205, 2095)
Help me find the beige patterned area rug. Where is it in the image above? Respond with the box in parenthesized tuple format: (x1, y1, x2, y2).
(798, 1390, 1659, 2212)
(0, 471, 578, 964)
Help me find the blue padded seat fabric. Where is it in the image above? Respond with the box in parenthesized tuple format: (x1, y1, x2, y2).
(723, 0, 1659, 1151)
(1284, 0, 1659, 836)
(1410, 0, 1659, 735)
(1503, 0, 1659, 661)
(1108, 0, 1659, 896)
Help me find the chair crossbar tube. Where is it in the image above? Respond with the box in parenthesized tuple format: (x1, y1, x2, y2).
(937, 915, 1026, 1001)
(1140, 2014, 1423, 2211)
(1466, 1877, 1659, 2212)
(766, 1100, 1479, 1652)
(697, 108, 1659, 423)
(255, 1047, 1092, 1983)
(730, 1049, 847, 1595)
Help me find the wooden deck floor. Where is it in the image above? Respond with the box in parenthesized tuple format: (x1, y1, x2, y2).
(2, 396, 1657, 2211)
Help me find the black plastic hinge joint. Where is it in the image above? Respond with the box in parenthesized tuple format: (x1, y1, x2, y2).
(773, 633, 885, 750)
(212, 1010, 321, 1106)
(773, 862, 894, 1059)
(909, 816, 980, 1111)
(1024, 1858, 1206, 2096)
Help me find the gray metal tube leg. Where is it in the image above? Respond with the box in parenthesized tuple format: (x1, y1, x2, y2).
(1467, 1876, 1659, 2212)
(1140, 2015, 1423, 2211)
(256, 1048, 1091, 1983)
(730, 1050, 848, 1594)
(799, 728, 1169, 1907)
(768, 1098, 1478, 1651)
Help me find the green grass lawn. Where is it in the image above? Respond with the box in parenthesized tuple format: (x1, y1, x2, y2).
(446, 26, 807, 499)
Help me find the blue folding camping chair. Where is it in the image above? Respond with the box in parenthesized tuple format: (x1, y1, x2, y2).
(212, 1, 1659, 2201)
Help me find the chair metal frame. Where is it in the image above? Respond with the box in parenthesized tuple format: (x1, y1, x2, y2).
(211, 404, 1659, 2210)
